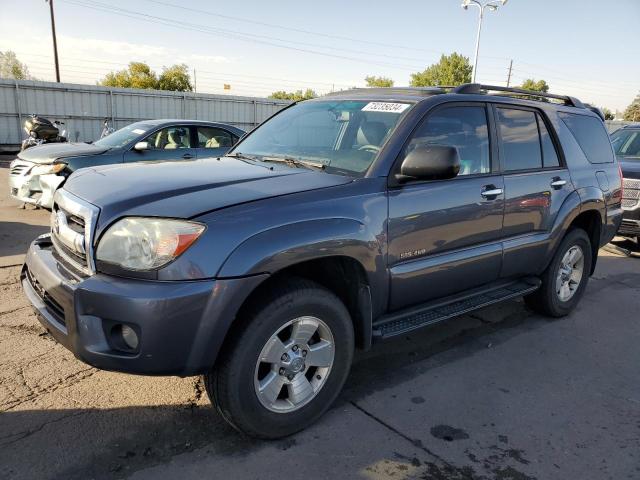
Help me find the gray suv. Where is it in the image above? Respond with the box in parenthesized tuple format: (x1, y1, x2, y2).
(21, 84, 623, 438)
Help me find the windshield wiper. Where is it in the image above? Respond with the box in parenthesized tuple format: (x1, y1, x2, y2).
(260, 156, 326, 171)
(225, 152, 260, 161)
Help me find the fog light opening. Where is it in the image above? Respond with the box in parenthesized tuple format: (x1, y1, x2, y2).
(110, 324, 139, 352)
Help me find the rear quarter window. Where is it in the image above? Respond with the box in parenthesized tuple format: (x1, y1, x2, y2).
(559, 112, 614, 164)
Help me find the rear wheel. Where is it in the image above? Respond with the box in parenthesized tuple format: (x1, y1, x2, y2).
(204, 277, 354, 439)
(525, 228, 592, 317)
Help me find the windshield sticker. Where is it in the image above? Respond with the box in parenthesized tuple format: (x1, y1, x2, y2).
(362, 102, 410, 113)
(132, 129, 146, 134)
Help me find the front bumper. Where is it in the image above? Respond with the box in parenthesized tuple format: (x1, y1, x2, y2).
(22, 236, 267, 376)
(9, 160, 64, 209)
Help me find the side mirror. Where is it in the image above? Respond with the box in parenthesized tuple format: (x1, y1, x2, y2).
(396, 144, 460, 183)
(134, 141, 149, 152)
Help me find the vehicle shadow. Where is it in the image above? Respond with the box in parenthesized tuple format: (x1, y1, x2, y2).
(0, 222, 49, 260)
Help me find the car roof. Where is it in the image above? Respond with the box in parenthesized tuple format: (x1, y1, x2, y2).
(135, 119, 245, 133)
(320, 84, 592, 115)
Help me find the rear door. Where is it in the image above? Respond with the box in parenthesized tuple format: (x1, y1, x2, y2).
(494, 105, 572, 277)
(387, 103, 505, 310)
(194, 126, 238, 158)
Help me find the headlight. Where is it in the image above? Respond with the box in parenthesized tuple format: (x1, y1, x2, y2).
(96, 217, 206, 271)
(30, 163, 66, 175)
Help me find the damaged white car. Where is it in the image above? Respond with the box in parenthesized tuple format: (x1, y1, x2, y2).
(8, 119, 245, 209)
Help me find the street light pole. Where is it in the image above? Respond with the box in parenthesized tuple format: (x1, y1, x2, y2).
(461, 0, 509, 83)
(46, 0, 61, 82)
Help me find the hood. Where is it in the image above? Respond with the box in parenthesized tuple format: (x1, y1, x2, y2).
(64, 157, 353, 226)
(17, 142, 110, 164)
(619, 157, 640, 179)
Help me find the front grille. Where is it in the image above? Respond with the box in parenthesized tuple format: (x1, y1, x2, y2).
(623, 178, 640, 191)
(52, 233, 88, 268)
(26, 268, 66, 326)
(622, 178, 640, 210)
(10, 165, 30, 175)
(9, 160, 32, 176)
(50, 189, 98, 276)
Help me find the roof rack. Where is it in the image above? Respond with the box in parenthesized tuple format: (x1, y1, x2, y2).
(450, 83, 585, 109)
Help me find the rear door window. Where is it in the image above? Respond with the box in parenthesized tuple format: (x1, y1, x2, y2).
(496, 108, 542, 171)
(197, 126, 235, 149)
(559, 112, 614, 163)
(537, 115, 560, 168)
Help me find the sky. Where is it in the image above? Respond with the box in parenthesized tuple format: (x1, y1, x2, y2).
(0, 0, 638, 112)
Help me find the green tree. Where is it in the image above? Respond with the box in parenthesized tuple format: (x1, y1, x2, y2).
(365, 75, 394, 87)
(520, 78, 550, 93)
(0, 50, 34, 80)
(623, 94, 640, 122)
(602, 107, 614, 121)
(410, 53, 472, 87)
(99, 62, 158, 89)
(157, 64, 192, 92)
(269, 88, 317, 101)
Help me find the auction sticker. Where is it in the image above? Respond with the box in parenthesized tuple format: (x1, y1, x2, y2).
(362, 102, 410, 113)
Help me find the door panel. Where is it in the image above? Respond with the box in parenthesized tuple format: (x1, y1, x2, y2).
(494, 106, 572, 278)
(388, 103, 504, 311)
(388, 175, 505, 310)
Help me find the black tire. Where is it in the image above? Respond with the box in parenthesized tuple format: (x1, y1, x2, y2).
(525, 228, 592, 317)
(204, 277, 354, 439)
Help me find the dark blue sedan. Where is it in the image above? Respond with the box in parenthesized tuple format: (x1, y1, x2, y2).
(9, 119, 245, 209)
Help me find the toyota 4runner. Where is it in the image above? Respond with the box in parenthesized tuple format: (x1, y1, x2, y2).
(22, 84, 623, 438)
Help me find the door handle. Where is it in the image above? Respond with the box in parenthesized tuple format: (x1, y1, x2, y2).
(481, 187, 503, 198)
(182, 153, 194, 159)
(550, 178, 566, 189)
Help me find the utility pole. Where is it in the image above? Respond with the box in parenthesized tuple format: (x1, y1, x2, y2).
(506, 59, 513, 87)
(193, 68, 197, 93)
(46, 0, 61, 82)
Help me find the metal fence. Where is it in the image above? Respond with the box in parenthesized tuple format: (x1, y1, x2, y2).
(0, 78, 291, 148)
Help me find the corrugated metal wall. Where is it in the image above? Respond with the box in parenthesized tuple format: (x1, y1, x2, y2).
(0, 79, 290, 146)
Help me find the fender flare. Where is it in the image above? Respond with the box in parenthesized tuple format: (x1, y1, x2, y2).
(541, 187, 604, 274)
(217, 218, 381, 278)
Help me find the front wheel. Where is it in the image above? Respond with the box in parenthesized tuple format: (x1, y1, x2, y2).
(525, 228, 592, 317)
(204, 277, 354, 439)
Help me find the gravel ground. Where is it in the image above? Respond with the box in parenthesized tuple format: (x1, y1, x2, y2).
(1, 155, 639, 480)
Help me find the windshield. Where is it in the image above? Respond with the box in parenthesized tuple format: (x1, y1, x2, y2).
(94, 122, 154, 149)
(611, 128, 640, 158)
(232, 99, 413, 176)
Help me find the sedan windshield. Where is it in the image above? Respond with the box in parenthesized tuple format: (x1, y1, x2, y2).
(232, 99, 413, 176)
(94, 122, 155, 149)
(611, 128, 640, 158)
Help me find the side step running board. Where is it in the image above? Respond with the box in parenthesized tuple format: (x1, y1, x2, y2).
(372, 277, 541, 340)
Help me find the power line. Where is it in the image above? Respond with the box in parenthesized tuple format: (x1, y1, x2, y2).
(138, 0, 448, 57)
(59, 0, 433, 71)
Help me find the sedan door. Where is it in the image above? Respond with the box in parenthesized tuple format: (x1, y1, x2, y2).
(387, 103, 505, 311)
(124, 125, 197, 163)
(194, 126, 238, 158)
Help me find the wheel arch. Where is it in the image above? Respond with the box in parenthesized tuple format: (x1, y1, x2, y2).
(231, 255, 374, 353)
